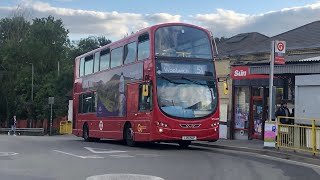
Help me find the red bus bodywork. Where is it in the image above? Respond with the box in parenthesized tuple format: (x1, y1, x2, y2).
(72, 23, 220, 144)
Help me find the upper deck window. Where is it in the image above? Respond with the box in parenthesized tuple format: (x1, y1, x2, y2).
(79, 57, 85, 77)
(84, 55, 94, 76)
(94, 52, 100, 73)
(100, 49, 110, 71)
(138, 33, 150, 60)
(123, 42, 137, 64)
(155, 26, 212, 59)
(111, 47, 123, 68)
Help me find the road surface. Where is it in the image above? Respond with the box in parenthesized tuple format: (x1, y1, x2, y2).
(0, 135, 319, 180)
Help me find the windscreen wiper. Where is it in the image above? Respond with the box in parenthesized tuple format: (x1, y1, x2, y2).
(181, 76, 207, 85)
(158, 74, 185, 84)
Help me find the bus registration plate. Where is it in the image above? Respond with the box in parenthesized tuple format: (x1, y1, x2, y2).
(182, 136, 197, 140)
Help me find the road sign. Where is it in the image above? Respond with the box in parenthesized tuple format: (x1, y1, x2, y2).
(274, 41, 286, 65)
(275, 41, 286, 53)
(48, 97, 55, 105)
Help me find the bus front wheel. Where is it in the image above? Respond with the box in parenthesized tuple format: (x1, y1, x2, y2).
(124, 124, 136, 147)
(178, 141, 191, 148)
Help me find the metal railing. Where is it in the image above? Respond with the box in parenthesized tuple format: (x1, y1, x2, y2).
(0, 128, 44, 135)
(277, 116, 320, 156)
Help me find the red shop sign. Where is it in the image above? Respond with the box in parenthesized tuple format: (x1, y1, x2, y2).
(231, 66, 269, 79)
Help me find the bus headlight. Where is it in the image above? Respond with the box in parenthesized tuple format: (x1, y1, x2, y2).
(211, 122, 219, 127)
(156, 121, 168, 128)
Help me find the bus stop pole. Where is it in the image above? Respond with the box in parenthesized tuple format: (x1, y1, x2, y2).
(269, 41, 275, 121)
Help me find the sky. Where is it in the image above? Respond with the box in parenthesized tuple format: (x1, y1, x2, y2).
(0, 0, 320, 40)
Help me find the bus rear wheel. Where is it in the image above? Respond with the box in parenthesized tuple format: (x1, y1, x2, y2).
(124, 124, 136, 147)
(178, 141, 191, 148)
(83, 124, 92, 142)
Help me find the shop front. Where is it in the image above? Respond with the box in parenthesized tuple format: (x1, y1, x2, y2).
(231, 66, 286, 140)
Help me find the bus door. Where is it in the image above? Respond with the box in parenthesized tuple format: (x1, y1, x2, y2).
(127, 83, 152, 141)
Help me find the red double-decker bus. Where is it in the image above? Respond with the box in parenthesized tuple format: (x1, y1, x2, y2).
(72, 23, 220, 148)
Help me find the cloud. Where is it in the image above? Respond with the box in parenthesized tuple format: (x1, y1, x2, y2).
(2, 0, 181, 40)
(0, 0, 319, 40)
(192, 2, 320, 37)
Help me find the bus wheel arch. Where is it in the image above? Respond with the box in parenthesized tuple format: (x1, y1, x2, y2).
(123, 121, 136, 147)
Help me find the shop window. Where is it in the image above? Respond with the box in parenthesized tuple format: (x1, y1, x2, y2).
(234, 87, 250, 129)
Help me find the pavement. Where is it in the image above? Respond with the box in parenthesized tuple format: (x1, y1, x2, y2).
(0, 135, 320, 180)
(194, 139, 320, 166)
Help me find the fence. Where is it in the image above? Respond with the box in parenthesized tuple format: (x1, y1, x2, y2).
(277, 116, 320, 156)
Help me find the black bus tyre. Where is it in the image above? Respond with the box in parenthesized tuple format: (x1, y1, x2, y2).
(83, 124, 92, 142)
(178, 141, 191, 148)
(124, 124, 136, 147)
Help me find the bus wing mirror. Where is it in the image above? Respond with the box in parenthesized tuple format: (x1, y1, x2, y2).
(142, 84, 149, 97)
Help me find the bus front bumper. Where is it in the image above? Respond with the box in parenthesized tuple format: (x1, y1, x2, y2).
(151, 127, 219, 141)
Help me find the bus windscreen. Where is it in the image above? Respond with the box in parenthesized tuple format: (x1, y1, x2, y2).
(155, 26, 212, 59)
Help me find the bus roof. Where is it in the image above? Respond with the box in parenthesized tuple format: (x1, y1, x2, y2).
(75, 22, 210, 60)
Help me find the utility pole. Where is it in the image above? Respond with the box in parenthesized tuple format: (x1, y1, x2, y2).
(57, 61, 60, 77)
(48, 97, 54, 136)
(31, 63, 34, 103)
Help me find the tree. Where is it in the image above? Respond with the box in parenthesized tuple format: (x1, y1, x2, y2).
(97, 36, 112, 46)
(0, 11, 112, 127)
(214, 36, 228, 43)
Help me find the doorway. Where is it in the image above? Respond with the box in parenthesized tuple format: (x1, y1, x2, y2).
(250, 87, 264, 139)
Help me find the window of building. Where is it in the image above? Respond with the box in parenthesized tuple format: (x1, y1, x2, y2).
(94, 52, 100, 73)
(79, 57, 85, 77)
(84, 55, 94, 76)
(111, 47, 123, 68)
(138, 34, 150, 61)
(234, 87, 250, 129)
(100, 49, 110, 71)
(123, 42, 137, 64)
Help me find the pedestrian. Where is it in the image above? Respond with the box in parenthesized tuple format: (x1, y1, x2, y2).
(275, 100, 291, 124)
(276, 100, 292, 145)
(10, 115, 17, 136)
(290, 108, 295, 125)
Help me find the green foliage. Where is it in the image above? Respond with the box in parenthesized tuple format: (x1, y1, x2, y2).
(0, 13, 112, 124)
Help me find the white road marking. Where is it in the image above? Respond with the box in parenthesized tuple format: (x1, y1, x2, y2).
(0, 152, 18, 156)
(53, 150, 104, 159)
(87, 174, 164, 180)
(258, 154, 320, 169)
(136, 154, 160, 157)
(84, 147, 127, 154)
(109, 154, 135, 158)
(202, 146, 320, 170)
